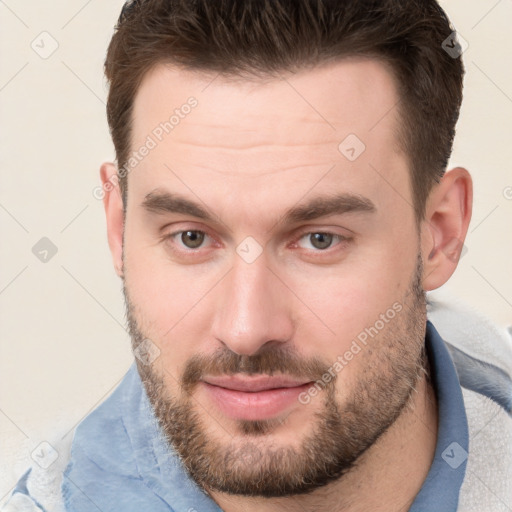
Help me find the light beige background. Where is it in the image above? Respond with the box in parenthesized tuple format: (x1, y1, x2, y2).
(1, 0, 511, 503)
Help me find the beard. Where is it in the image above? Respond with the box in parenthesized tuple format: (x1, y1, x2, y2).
(123, 253, 428, 498)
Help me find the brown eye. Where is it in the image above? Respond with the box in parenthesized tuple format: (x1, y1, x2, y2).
(180, 230, 205, 249)
(309, 233, 333, 250)
(295, 232, 337, 251)
(293, 231, 351, 260)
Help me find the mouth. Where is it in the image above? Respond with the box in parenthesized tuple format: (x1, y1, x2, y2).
(200, 375, 314, 421)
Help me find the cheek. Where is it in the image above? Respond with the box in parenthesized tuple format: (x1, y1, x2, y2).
(125, 265, 211, 388)
(125, 264, 215, 344)
(285, 247, 415, 358)
(122, 230, 213, 364)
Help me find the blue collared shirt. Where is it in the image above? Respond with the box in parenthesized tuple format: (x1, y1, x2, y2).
(52, 321, 470, 511)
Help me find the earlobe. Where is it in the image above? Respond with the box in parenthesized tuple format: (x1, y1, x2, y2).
(421, 167, 473, 291)
(100, 162, 125, 278)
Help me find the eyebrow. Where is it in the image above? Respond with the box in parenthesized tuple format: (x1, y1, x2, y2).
(141, 190, 376, 226)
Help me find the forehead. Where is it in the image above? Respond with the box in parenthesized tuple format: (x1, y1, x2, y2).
(131, 57, 402, 146)
(128, 58, 410, 226)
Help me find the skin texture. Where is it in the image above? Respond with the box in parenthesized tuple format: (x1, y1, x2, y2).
(101, 59, 472, 511)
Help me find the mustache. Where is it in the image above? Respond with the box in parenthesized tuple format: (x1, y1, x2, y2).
(180, 346, 333, 393)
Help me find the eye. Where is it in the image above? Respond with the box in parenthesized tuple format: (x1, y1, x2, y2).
(170, 230, 209, 249)
(296, 232, 346, 251)
(162, 228, 348, 258)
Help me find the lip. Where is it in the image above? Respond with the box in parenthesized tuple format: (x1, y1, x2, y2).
(200, 375, 313, 421)
(203, 375, 311, 392)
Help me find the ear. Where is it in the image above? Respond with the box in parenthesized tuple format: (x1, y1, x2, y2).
(100, 162, 124, 278)
(421, 167, 473, 291)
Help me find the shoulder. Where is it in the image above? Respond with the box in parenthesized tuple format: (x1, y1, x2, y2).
(427, 290, 512, 413)
(66, 364, 142, 474)
(427, 289, 512, 378)
(1, 365, 138, 512)
(0, 435, 72, 512)
(427, 289, 512, 413)
(427, 290, 512, 511)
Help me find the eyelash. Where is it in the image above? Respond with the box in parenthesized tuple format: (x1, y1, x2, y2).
(161, 228, 351, 256)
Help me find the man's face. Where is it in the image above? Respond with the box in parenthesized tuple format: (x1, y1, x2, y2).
(122, 59, 428, 496)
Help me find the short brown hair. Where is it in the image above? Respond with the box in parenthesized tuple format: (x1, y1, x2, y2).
(104, 0, 464, 219)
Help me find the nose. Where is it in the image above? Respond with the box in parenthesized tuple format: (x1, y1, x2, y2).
(211, 254, 295, 356)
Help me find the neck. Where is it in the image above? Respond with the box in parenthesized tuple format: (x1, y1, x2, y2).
(209, 371, 438, 512)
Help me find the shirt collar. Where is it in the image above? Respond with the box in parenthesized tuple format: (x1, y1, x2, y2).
(409, 320, 469, 511)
